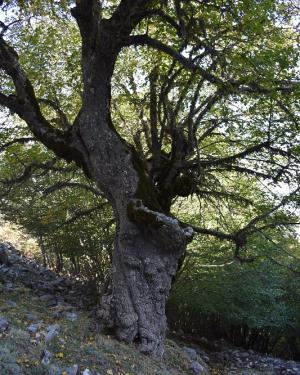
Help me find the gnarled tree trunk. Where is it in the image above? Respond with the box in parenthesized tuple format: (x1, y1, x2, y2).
(75, 109, 191, 356)
(99, 212, 190, 356)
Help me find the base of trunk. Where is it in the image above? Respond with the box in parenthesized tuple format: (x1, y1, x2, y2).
(97, 228, 185, 356)
(97, 201, 193, 357)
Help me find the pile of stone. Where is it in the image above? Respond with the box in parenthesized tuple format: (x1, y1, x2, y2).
(0, 242, 92, 309)
(208, 339, 300, 375)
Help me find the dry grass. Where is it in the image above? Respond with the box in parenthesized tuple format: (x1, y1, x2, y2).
(0, 219, 40, 259)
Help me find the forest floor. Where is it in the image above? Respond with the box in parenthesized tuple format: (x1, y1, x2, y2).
(0, 243, 299, 375)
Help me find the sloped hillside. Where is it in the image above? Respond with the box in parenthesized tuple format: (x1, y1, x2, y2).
(0, 242, 299, 375)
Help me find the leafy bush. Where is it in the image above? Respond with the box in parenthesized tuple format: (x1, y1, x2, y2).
(168, 235, 300, 359)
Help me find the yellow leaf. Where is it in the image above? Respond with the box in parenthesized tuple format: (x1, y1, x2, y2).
(55, 352, 64, 358)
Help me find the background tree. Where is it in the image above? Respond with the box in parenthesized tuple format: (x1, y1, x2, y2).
(0, 0, 299, 356)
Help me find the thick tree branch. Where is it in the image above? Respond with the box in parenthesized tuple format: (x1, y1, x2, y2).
(0, 165, 34, 185)
(180, 222, 233, 241)
(145, 9, 181, 34)
(200, 140, 270, 166)
(212, 165, 273, 180)
(0, 35, 86, 169)
(71, 0, 100, 42)
(108, 0, 152, 36)
(122, 34, 222, 85)
(38, 98, 71, 129)
(43, 181, 103, 197)
(0, 159, 76, 187)
(128, 199, 194, 250)
(57, 203, 108, 228)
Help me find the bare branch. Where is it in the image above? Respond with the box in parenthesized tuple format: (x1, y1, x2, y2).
(58, 203, 108, 228)
(0, 159, 77, 187)
(180, 221, 233, 241)
(0, 35, 83, 165)
(38, 98, 71, 129)
(43, 181, 103, 197)
(212, 165, 273, 180)
(200, 140, 270, 166)
(0, 165, 33, 185)
(146, 9, 181, 34)
(149, 68, 161, 171)
(241, 189, 300, 235)
(122, 34, 223, 85)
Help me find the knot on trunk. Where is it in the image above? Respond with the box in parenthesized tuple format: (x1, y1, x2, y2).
(96, 293, 115, 330)
(127, 199, 193, 252)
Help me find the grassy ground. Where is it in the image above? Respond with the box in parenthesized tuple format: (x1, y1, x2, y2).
(0, 282, 281, 375)
(0, 282, 196, 375)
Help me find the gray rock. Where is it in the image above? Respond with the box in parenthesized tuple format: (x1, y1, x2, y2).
(25, 313, 38, 321)
(0, 346, 23, 374)
(3, 282, 15, 291)
(0, 316, 9, 332)
(47, 324, 60, 332)
(27, 323, 41, 333)
(82, 369, 93, 375)
(39, 294, 56, 303)
(65, 312, 78, 321)
(41, 349, 52, 365)
(0, 244, 9, 266)
(0, 300, 17, 311)
(49, 365, 62, 375)
(240, 352, 250, 358)
(39, 293, 52, 300)
(183, 346, 198, 361)
(45, 329, 58, 343)
(190, 361, 205, 375)
(45, 323, 60, 342)
(65, 364, 79, 375)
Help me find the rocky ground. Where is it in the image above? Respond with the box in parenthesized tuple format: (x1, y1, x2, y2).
(0, 242, 300, 375)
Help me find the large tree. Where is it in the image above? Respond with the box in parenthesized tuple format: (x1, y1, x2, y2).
(0, 0, 299, 356)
